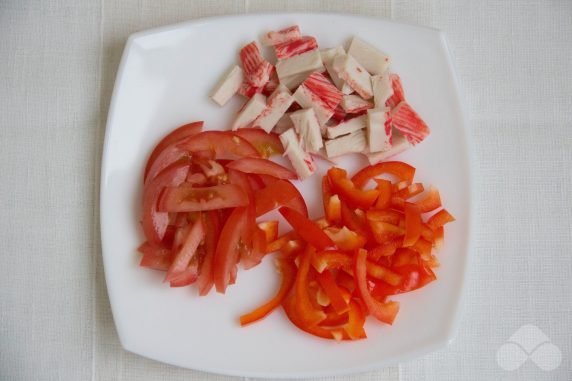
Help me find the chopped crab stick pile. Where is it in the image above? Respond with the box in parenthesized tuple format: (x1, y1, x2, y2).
(210, 26, 431, 179)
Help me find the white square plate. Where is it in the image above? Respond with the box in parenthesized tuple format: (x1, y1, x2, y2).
(101, 13, 472, 378)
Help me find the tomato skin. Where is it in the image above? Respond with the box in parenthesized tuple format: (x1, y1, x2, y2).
(138, 242, 174, 271)
(279, 207, 334, 250)
(164, 214, 205, 282)
(239, 258, 296, 326)
(177, 131, 260, 159)
(158, 183, 249, 212)
(351, 161, 416, 189)
(144, 121, 203, 181)
(354, 249, 400, 324)
(196, 211, 221, 295)
(226, 157, 297, 180)
(254, 180, 308, 217)
(234, 128, 284, 158)
(213, 207, 250, 293)
(142, 161, 190, 245)
(328, 167, 380, 209)
(145, 145, 191, 185)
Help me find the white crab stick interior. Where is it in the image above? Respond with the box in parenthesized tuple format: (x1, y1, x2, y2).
(289, 108, 323, 153)
(324, 129, 367, 158)
(348, 36, 391, 75)
(210, 65, 244, 106)
(279, 128, 316, 180)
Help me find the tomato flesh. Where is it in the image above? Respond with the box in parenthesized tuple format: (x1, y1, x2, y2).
(158, 183, 249, 212)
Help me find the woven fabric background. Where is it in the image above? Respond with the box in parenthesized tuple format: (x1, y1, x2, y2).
(0, 1, 570, 380)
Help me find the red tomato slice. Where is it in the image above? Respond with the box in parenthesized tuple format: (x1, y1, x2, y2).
(213, 206, 249, 293)
(234, 128, 284, 158)
(145, 145, 191, 184)
(351, 161, 416, 189)
(142, 161, 190, 245)
(164, 214, 205, 282)
(138, 242, 173, 271)
(279, 207, 334, 250)
(403, 202, 422, 247)
(169, 258, 200, 287)
(158, 183, 249, 212)
(226, 157, 297, 180)
(328, 167, 380, 209)
(354, 249, 400, 324)
(239, 258, 296, 326)
(228, 168, 254, 201)
(144, 121, 203, 180)
(177, 131, 260, 158)
(254, 180, 308, 217)
(196, 210, 221, 296)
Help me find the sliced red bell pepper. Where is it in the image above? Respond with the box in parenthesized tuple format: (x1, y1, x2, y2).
(316, 270, 349, 314)
(294, 245, 327, 326)
(374, 179, 392, 209)
(323, 226, 367, 251)
(279, 207, 334, 250)
(415, 187, 442, 213)
(351, 161, 416, 189)
(368, 221, 405, 244)
(328, 167, 380, 209)
(239, 258, 296, 326)
(311, 250, 352, 273)
(427, 209, 456, 230)
(368, 239, 401, 261)
(403, 202, 422, 247)
(354, 249, 400, 324)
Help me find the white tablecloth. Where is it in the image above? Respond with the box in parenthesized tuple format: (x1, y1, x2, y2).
(1, 1, 570, 380)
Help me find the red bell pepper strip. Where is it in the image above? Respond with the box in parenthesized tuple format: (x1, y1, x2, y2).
(351, 161, 416, 189)
(279, 207, 334, 250)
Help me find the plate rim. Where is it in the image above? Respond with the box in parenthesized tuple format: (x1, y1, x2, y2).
(100, 12, 474, 378)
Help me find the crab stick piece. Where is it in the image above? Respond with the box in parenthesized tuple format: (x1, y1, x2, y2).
(333, 53, 373, 99)
(253, 85, 294, 133)
(348, 36, 391, 75)
(231, 93, 267, 130)
(261, 25, 302, 46)
(326, 115, 366, 139)
(324, 129, 367, 158)
(279, 128, 317, 180)
(341, 94, 374, 114)
(390, 101, 430, 145)
(276, 50, 324, 89)
(210, 65, 244, 106)
(274, 36, 318, 60)
(290, 108, 323, 153)
(367, 108, 392, 152)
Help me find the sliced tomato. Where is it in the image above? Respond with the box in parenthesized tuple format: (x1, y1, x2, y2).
(177, 131, 260, 159)
(323, 226, 367, 251)
(239, 258, 296, 326)
(145, 145, 191, 184)
(328, 167, 380, 209)
(158, 183, 249, 212)
(213, 206, 250, 293)
(138, 242, 173, 271)
(186, 172, 207, 186)
(351, 161, 416, 189)
(226, 157, 297, 180)
(354, 249, 400, 324)
(279, 207, 334, 250)
(240, 207, 267, 270)
(164, 214, 205, 282)
(415, 187, 442, 213)
(255, 180, 308, 217)
(144, 121, 203, 181)
(374, 179, 392, 209)
(169, 257, 200, 287)
(427, 209, 456, 230)
(227, 168, 254, 201)
(403, 202, 422, 247)
(234, 128, 284, 158)
(196, 210, 221, 295)
(142, 161, 190, 245)
(316, 270, 349, 314)
(293, 245, 327, 326)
